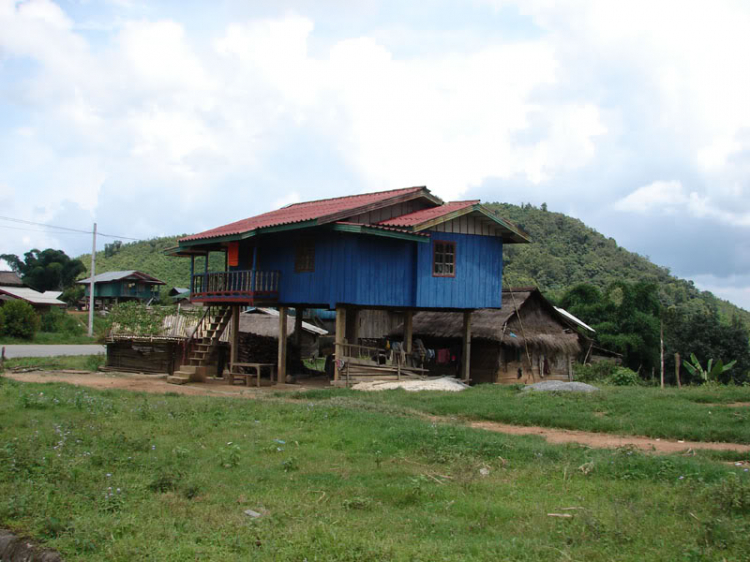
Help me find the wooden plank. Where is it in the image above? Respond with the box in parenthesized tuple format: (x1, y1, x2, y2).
(404, 310, 413, 353)
(462, 311, 472, 382)
(334, 305, 346, 381)
(278, 306, 288, 383)
(294, 307, 304, 347)
(230, 305, 239, 376)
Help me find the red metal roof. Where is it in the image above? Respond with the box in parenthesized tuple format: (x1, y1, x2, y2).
(181, 186, 430, 242)
(378, 200, 479, 228)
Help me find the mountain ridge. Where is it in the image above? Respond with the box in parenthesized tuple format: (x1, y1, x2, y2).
(76, 205, 749, 325)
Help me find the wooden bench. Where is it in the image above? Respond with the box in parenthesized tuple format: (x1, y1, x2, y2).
(228, 362, 276, 387)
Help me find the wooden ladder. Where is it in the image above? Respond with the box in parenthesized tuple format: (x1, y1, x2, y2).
(186, 305, 233, 368)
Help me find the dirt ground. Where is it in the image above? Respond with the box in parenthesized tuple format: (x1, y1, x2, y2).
(4, 370, 328, 398)
(6, 370, 750, 456)
(466, 420, 750, 454)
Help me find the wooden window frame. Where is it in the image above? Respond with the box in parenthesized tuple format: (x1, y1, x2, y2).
(432, 240, 456, 278)
(295, 239, 315, 273)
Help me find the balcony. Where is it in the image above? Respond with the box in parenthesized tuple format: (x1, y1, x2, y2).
(190, 270, 281, 304)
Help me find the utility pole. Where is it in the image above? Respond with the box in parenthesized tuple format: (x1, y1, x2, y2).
(88, 223, 96, 337)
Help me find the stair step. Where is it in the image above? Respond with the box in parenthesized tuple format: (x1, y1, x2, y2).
(167, 375, 190, 385)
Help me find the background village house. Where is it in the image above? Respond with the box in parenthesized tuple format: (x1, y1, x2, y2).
(77, 270, 165, 309)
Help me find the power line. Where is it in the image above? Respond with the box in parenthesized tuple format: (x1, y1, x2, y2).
(0, 215, 141, 241)
(0, 224, 87, 235)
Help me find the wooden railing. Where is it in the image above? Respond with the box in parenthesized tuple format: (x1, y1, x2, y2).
(190, 270, 280, 303)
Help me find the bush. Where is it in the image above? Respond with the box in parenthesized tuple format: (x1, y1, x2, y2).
(40, 308, 84, 335)
(574, 361, 617, 383)
(0, 300, 41, 339)
(607, 367, 640, 386)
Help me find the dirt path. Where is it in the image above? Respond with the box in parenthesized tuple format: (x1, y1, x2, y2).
(7, 370, 750, 456)
(3, 370, 311, 398)
(466, 420, 750, 454)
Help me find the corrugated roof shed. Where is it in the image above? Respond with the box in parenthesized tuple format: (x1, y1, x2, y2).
(0, 287, 66, 306)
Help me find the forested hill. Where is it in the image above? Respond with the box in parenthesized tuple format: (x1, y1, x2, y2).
(76, 207, 749, 325)
(78, 236, 223, 293)
(486, 202, 749, 326)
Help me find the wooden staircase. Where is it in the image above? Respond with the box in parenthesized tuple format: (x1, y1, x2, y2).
(168, 305, 233, 385)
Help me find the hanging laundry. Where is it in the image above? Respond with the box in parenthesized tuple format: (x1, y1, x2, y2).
(437, 349, 450, 364)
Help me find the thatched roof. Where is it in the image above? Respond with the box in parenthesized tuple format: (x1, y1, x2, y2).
(0, 271, 24, 287)
(391, 288, 581, 355)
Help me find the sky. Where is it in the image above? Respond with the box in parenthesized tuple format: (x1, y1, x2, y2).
(1, 0, 749, 310)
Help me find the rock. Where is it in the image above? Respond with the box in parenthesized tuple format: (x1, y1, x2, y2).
(522, 381, 599, 393)
(244, 509, 263, 518)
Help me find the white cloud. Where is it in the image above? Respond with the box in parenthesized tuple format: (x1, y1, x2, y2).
(615, 180, 750, 227)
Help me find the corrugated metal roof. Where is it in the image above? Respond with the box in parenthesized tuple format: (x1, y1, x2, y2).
(554, 306, 596, 333)
(0, 287, 66, 306)
(77, 270, 165, 285)
(180, 186, 431, 242)
(379, 201, 478, 227)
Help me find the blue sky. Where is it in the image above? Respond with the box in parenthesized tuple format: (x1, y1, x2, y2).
(1, 0, 749, 310)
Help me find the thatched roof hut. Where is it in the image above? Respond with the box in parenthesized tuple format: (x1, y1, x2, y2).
(392, 288, 590, 384)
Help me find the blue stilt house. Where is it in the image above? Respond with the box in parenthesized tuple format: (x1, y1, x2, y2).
(167, 186, 528, 384)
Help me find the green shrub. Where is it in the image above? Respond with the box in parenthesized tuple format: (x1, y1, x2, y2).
(84, 355, 105, 372)
(607, 367, 640, 386)
(574, 360, 617, 383)
(0, 300, 41, 339)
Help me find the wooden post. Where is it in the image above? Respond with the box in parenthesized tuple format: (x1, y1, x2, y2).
(404, 310, 413, 354)
(278, 306, 288, 384)
(345, 308, 359, 350)
(660, 320, 664, 389)
(230, 305, 240, 378)
(675, 353, 681, 388)
(334, 305, 346, 381)
(294, 308, 304, 347)
(461, 311, 472, 382)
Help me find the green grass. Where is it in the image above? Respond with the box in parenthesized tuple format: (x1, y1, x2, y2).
(1, 379, 749, 561)
(288, 384, 750, 444)
(1, 354, 105, 372)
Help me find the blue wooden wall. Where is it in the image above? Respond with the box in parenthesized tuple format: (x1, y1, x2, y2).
(415, 232, 503, 309)
(232, 228, 502, 310)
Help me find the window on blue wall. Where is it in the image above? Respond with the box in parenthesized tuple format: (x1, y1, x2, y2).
(433, 241, 456, 277)
(295, 239, 315, 273)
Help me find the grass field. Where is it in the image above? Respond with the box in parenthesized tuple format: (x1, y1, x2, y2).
(290, 384, 750, 445)
(1, 377, 749, 561)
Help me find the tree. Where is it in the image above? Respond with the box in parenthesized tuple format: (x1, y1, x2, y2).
(0, 300, 41, 339)
(663, 306, 750, 384)
(1, 249, 86, 292)
(559, 281, 661, 375)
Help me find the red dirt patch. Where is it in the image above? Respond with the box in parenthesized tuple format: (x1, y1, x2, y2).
(4, 370, 323, 398)
(467, 420, 750, 454)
